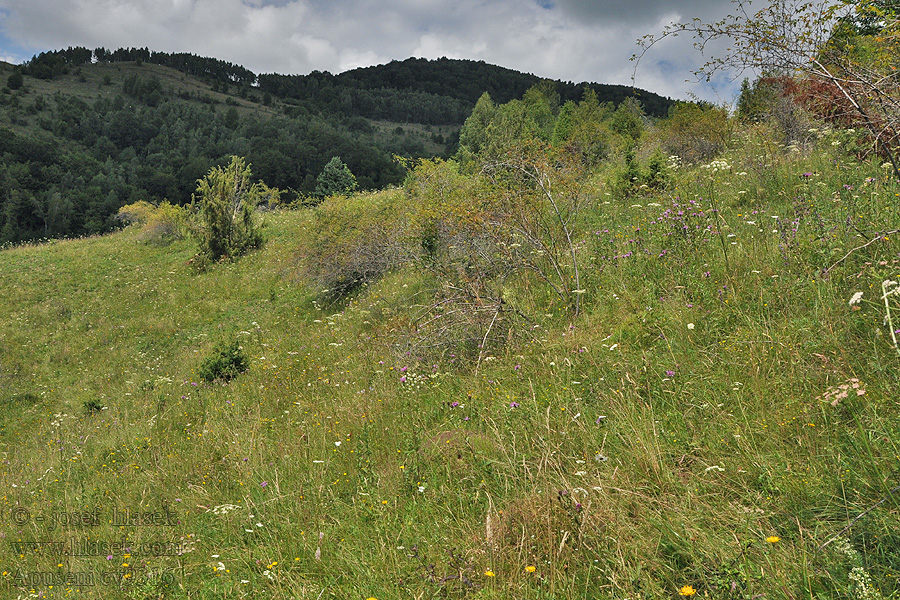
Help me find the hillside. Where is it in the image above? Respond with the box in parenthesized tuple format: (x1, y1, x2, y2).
(0, 48, 673, 245)
(259, 56, 674, 124)
(0, 99, 898, 600)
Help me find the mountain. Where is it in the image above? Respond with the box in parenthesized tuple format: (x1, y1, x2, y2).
(0, 47, 674, 244)
(259, 56, 674, 124)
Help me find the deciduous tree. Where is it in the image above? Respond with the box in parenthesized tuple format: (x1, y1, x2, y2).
(634, 0, 900, 178)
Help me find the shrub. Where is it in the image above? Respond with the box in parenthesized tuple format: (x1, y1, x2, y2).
(190, 156, 265, 266)
(6, 69, 23, 91)
(301, 189, 415, 299)
(116, 200, 188, 245)
(612, 146, 671, 197)
(398, 146, 588, 360)
(655, 101, 736, 164)
(116, 201, 156, 226)
(304, 191, 417, 298)
(82, 399, 104, 415)
(197, 340, 248, 382)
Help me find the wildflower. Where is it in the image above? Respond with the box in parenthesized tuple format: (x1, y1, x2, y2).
(260, 481, 268, 487)
(766, 536, 780, 544)
(665, 370, 675, 377)
(525, 565, 536, 573)
(509, 401, 520, 408)
(485, 570, 495, 577)
(679, 585, 697, 596)
(687, 323, 695, 330)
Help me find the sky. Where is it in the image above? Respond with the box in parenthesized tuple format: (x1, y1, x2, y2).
(0, 0, 746, 103)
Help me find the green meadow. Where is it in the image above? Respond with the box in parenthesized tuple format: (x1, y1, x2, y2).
(1, 115, 900, 600)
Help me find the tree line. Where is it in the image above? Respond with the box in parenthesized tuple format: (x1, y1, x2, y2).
(1, 48, 675, 245)
(0, 76, 404, 243)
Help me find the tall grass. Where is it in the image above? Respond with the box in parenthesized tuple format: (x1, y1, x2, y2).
(0, 124, 898, 599)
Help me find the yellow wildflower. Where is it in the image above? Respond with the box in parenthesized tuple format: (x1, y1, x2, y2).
(679, 585, 697, 596)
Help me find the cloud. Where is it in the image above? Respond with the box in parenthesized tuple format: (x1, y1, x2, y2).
(0, 0, 742, 101)
(551, 0, 724, 25)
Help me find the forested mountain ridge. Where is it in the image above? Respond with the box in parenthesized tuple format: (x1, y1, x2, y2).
(260, 56, 674, 124)
(0, 47, 673, 244)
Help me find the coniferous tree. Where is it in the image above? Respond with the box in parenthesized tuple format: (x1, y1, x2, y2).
(7, 69, 23, 91)
(314, 156, 357, 199)
(191, 156, 264, 265)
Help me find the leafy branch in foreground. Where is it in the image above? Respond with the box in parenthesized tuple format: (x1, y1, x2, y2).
(633, 0, 900, 179)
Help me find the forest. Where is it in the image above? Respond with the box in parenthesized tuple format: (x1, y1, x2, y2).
(0, 48, 672, 244)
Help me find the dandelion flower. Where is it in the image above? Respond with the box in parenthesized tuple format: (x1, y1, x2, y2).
(525, 565, 536, 573)
(679, 585, 697, 596)
(766, 536, 780, 543)
(485, 570, 495, 577)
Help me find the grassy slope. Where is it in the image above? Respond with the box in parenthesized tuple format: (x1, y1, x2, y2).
(0, 61, 280, 135)
(1, 126, 900, 600)
(0, 60, 452, 156)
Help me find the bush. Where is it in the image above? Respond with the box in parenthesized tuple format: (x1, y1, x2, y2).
(301, 189, 415, 299)
(116, 200, 187, 245)
(190, 156, 265, 266)
(655, 101, 735, 164)
(116, 201, 156, 226)
(7, 69, 24, 91)
(197, 340, 248, 382)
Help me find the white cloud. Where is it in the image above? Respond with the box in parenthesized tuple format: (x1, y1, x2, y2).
(0, 0, 743, 101)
